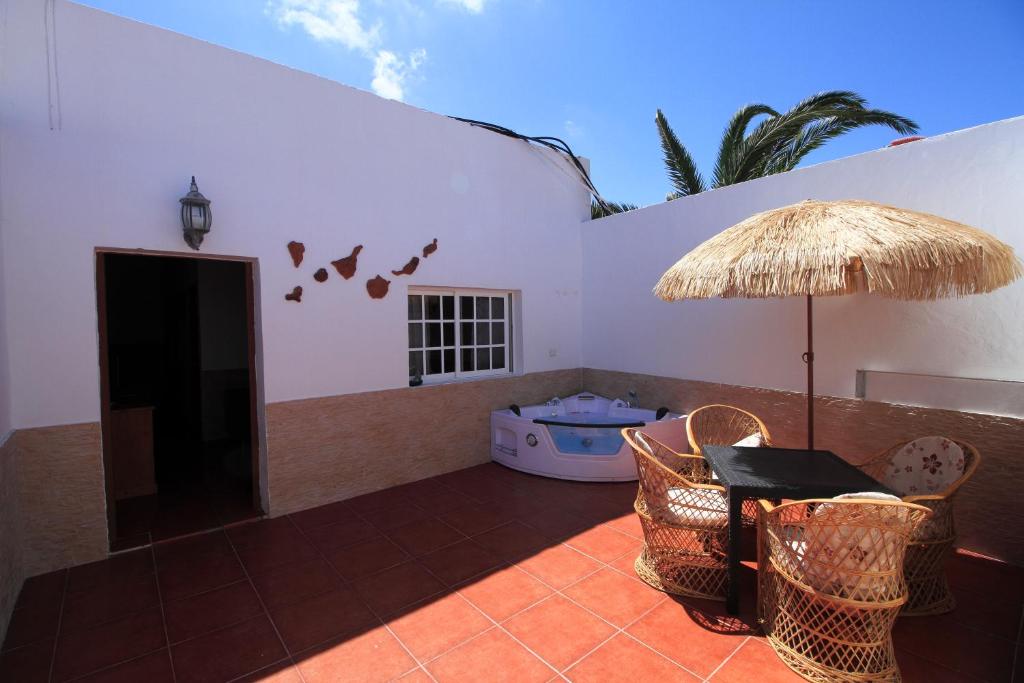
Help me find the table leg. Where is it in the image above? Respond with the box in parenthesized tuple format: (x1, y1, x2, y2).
(726, 490, 742, 615)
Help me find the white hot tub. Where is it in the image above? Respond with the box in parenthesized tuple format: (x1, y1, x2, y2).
(490, 393, 685, 481)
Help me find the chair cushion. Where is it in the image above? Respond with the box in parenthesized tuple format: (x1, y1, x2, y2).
(882, 436, 965, 496)
(633, 430, 654, 456)
(732, 432, 762, 448)
(662, 487, 728, 528)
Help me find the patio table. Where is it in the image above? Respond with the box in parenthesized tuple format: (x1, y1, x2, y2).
(701, 445, 896, 614)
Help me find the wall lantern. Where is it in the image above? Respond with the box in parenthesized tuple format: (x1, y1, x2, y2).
(179, 176, 212, 250)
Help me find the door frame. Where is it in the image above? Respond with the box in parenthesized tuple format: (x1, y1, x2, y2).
(95, 247, 266, 549)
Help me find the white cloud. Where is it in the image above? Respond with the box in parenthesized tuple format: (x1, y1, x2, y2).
(372, 48, 426, 100)
(564, 120, 583, 138)
(271, 0, 381, 52)
(438, 0, 487, 12)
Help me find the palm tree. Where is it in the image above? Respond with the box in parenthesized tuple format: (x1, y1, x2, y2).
(591, 199, 638, 219)
(657, 91, 918, 199)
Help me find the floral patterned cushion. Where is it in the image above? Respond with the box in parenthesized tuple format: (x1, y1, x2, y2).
(882, 436, 965, 496)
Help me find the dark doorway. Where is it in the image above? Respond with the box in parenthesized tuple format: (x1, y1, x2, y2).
(97, 251, 261, 550)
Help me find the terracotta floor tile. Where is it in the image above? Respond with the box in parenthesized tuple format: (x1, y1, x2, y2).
(504, 595, 616, 671)
(0, 639, 53, 683)
(74, 649, 175, 683)
(60, 574, 160, 632)
(472, 522, 550, 562)
(604, 513, 644, 539)
(13, 570, 66, 613)
(249, 556, 341, 608)
(894, 648, 979, 683)
(352, 562, 447, 616)
(707, 638, 803, 682)
(947, 551, 1024, 606)
(170, 614, 286, 683)
(301, 518, 381, 552)
(295, 625, 417, 683)
(946, 585, 1023, 640)
(66, 550, 154, 595)
(566, 633, 698, 682)
(156, 548, 246, 601)
(606, 547, 642, 577)
(397, 668, 434, 682)
(893, 613, 1017, 682)
(52, 609, 165, 681)
(289, 500, 358, 530)
(386, 592, 492, 660)
(419, 539, 502, 586)
(564, 525, 640, 563)
(626, 599, 747, 678)
(226, 517, 302, 550)
(440, 502, 515, 536)
(268, 587, 378, 654)
(2, 604, 61, 650)
(154, 530, 234, 564)
(234, 534, 320, 575)
(366, 504, 432, 532)
(427, 628, 553, 683)
(324, 536, 411, 581)
(163, 580, 264, 644)
(457, 565, 552, 622)
(388, 517, 466, 557)
(231, 660, 305, 682)
(563, 568, 664, 627)
(345, 487, 418, 515)
(517, 508, 592, 541)
(517, 544, 601, 589)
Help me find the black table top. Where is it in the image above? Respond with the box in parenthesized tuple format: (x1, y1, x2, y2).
(701, 445, 896, 499)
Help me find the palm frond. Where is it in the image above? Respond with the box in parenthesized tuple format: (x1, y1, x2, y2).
(656, 109, 706, 197)
(713, 103, 778, 187)
(591, 199, 639, 219)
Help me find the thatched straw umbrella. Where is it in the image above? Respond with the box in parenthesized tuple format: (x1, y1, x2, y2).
(654, 199, 1022, 449)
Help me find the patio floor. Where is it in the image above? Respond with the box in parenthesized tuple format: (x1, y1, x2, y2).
(1, 462, 1021, 682)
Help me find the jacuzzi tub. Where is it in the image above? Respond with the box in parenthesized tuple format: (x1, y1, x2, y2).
(490, 393, 685, 481)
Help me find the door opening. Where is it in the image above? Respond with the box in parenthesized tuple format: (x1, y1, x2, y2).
(97, 251, 262, 550)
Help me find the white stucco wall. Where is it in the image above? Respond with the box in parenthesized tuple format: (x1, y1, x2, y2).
(0, 0, 589, 429)
(582, 117, 1024, 407)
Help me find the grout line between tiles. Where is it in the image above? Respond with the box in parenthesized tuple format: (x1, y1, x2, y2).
(700, 634, 751, 681)
(148, 544, 178, 683)
(45, 569, 69, 683)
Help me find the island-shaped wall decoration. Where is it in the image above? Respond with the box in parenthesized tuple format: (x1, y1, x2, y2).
(422, 238, 438, 258)
(366, 275, 390, 299)
(391, 256, 419, 276)
(287, 241, 305, 268)
(332, 245, 363, 280)
(285, 286, 303, 302)
(313, 268, 328, 283)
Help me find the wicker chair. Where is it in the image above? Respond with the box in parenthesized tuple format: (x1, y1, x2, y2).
(686, 404, 773, 524)
(622, 428, 729, 600)
(857, 437, 981, 616)
(757, 497, 931, 683)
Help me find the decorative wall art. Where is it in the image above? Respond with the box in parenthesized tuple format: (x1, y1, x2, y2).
(332, 245, 363, 280)
(287, 241, 305, 267)
(313, 268, 328, 283)
(422, 238, 438, 258)
(285, 286, 303, 302)
(366, 275, 390, 299)
(391, 256, 419, 276)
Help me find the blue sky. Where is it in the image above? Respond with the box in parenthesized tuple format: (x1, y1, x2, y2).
(78, 0, 1024, 207)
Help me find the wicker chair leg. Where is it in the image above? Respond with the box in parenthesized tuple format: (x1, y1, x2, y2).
(901, 539, 956, 616)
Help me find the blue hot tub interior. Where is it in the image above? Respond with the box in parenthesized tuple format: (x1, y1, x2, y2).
(543, 414, 637, 455)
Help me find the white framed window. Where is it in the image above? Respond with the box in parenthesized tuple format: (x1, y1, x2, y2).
(408, 288, 514, 384)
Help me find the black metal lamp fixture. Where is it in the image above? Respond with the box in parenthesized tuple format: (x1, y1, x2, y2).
(179, 176, 212, 250)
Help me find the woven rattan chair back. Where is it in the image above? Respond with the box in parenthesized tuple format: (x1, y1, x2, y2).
(758, 498, 931, 683)
(858, 438, 980, 615)
(622, 428, 728, 601)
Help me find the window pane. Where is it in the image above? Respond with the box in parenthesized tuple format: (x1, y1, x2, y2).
(476, 347, 491, 371)
(492, 347, 506, 369)
(408, 295, 422, 321)
(425, 295, 441, 320)
(409, 350, 423, 378)
(426, 349, 443, 375)
(443, 348, 455, 373)
(408, 323, 423, 349)
(491, 297, 505, 319)
(476, 322, 490, 345)
(443, 322, 455, 346)
(460, 296, 474, 320)
(460, 322, 474, 346)
(491, 322, 504, 344)
(475, 297, 490, 319)
(461, 348, 474, 372)
(442, 296, 454, 320)
(426, 323, 442, 347)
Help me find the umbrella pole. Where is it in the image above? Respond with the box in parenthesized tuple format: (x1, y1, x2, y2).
(804, 294, 815, 450)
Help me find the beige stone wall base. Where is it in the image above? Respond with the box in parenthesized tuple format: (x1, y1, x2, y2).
(583, 367, 1024, 565)
(0, 433, 25, 647)
(267, 369, 583, 515)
